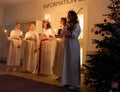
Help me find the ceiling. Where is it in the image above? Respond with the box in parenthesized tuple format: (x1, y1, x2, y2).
(0, 0, 29, 6)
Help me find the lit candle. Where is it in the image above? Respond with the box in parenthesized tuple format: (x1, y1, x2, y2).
(54, 28, 57, 34)
(21, 32, 23, 36)
(4, 29, 7, 34)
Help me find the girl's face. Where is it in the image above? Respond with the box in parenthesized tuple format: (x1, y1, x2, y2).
(60, 19, 66, 27)
(28, 24, 33, 31)
(15, 24, 20, 29)
(43, 21, 48, 29)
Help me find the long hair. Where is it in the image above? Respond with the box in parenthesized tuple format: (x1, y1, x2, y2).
(67, 10, 78, 32)
(46, 21, 52, 29)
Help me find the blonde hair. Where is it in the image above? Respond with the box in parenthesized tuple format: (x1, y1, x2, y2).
(29, 23, 36, 30)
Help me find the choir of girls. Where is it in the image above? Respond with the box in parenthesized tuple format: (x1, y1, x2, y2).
(4, 10, 81, 90)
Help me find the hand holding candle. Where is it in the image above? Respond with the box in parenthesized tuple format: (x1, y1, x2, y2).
(20, 31, 23, 39)
(4, 29, 8, 38)
(54, 28, 57, 34)
(4, 29, 7, 34)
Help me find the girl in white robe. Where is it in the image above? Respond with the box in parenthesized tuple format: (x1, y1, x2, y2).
(53, 17, 67, 79)
(62, 11, 81, 90)
(23, 23, 39, 73)
(6, 23, 22, 71)
(38, 20, 55, 75)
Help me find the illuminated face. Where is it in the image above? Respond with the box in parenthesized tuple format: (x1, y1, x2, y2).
(43, 21, 48, 29)
(28, 24, 33, 30)
(60, 19, 65, 27)
(15, 24, 20, 29)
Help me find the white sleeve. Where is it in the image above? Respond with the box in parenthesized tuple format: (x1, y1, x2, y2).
(7, 30, 13, 40)
(48, 29, 55, 37)
(71, 24, 81, 38)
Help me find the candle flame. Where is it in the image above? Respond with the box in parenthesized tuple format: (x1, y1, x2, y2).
(21, 32, 23, 36)
(4, 29, 7, 33)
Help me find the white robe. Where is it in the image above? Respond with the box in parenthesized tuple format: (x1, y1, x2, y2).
(7, 29, 22, 66)
(62, 23, 81, 87)
(23, 30, 39, 72)
(42, 28, 54, 38)
(53, 38, 64, 77)
(52, 27, 66, 77)
(40, 29, 56, 75)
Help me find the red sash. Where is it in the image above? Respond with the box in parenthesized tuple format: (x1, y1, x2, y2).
(38, 38, 48, 75)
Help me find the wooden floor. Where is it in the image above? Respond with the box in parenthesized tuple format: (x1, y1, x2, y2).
(0, 62, 95, 92)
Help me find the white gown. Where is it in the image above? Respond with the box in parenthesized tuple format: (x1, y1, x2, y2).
(52, 28, 65, 77)
(42, 29, 54, 38)
(23, 30, 39, 72)
(53, 38, 64, 77)
(7, 29, 22, 66)
(62, 23, 81, 87)
(40, 28, 56, 75)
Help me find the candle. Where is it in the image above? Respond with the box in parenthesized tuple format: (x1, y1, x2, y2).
(4, 29, 7, 34)
(21, 32, 23, 36)
(54, 28, 57, 34)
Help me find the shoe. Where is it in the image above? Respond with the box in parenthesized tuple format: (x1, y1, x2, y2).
(69, 86, 76, 90)
(56, 76, 61, 79)
(32, 70, 36, 74)
(55, 77, 61, 81)
(62, 85, 70, 88)
(6, 68, 12, 71)
(69, 86, 81, 91)
(55, 76, 60, 80)
(12, 67, 16, 71)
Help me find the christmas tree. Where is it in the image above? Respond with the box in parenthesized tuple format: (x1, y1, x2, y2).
(83, 0, 120, 92)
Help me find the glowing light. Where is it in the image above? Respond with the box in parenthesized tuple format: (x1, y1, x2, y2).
(54, 28, 57, 34)
(78, 14, 84, 39)
(21, 32, 23, 36)
(4, 29, 7, 34)
(80, 47, 83, 65)
(44, 14, 51, 22)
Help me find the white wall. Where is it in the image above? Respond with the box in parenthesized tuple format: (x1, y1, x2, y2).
(4, 0, 110, 52)
(4, 0, 87, 28)
(4, 0, 43, 25)
(87, 0, 110, 52)
(0, 6, 4, 60)
(0, 6, 4, 26)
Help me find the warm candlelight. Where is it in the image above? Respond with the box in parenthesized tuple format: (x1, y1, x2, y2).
(4, 29, 7, 34)
(54, 28, 57, 34)
(21, 32, 23, 36)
